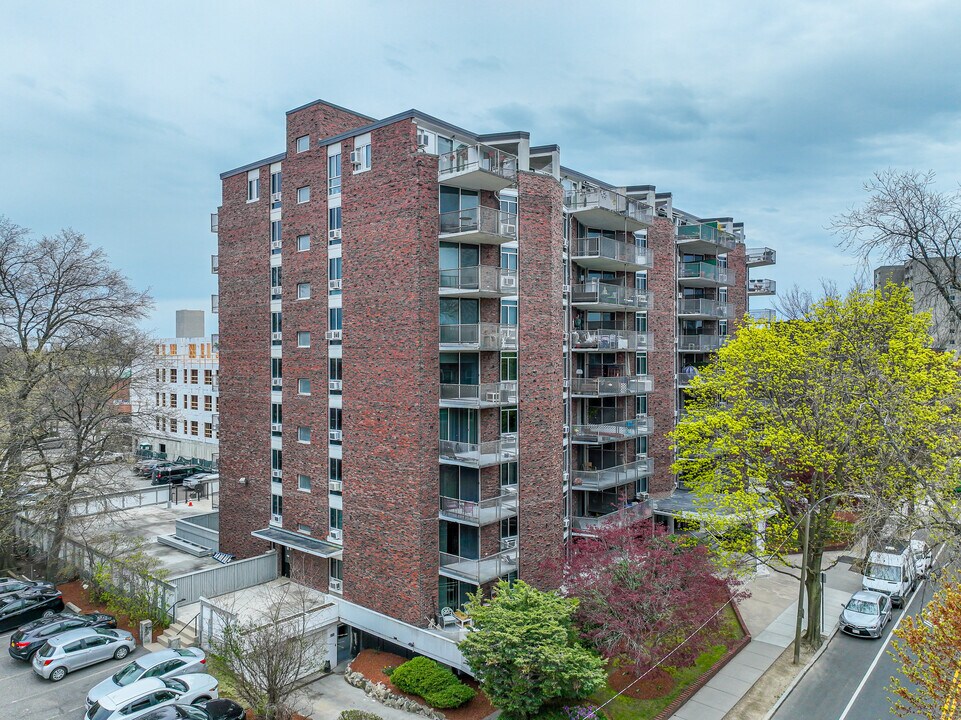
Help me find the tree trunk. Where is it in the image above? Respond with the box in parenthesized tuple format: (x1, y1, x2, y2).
(803, 549, 825, 646)
(46, 502, 71, 580)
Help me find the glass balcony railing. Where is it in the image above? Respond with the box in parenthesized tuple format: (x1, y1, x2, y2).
(571, 416, 652, 444)
(571, 282, 650, 311)
(210, 213, 219, 234)
(677, 334, 728, 352)
(571, 500, 653, 534)
(678, 262, 730, 285)
(439, 207, 518, 244)
(438, 144, 518, 191)
(211, 254, 219, 274)
(565, 189, 653, 230)
(439, 486, 519, 525)
(677, 223, 737, 252)
(439, 435, 519, 467)
(440, 323, 517, 351)
(750, 308, 777, 322)
(440, 381, 518, 407)
(439, 547, 519, 584)
(440, 266, 518, 296)
(570, 237, 651, 270)
(746, 247, 776, 267)
(570, 328, 651, 352)
(677, 299, 731, 318)
(570, 376, 652, 397)
(571, 459, 653, 492)
(748, 279, 777, 295)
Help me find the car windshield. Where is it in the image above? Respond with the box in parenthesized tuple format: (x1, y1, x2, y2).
(113, 660, 146, 685)
(865, 563, 901, 582)
(87, 702, 114, 720)
(846, 599, 879, 615)
(164, 677, 188, 692)
(96, 628, 118, 638)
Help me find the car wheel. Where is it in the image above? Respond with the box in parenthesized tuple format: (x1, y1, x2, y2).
(113, 646, 130, 660)
(49, 666, 67, 682)
(191, 696, 211, 706)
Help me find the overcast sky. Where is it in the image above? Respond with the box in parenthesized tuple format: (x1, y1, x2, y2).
(4, 0, 960, 336)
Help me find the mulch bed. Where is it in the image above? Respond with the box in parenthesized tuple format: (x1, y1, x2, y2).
(608, 665, 675, 700)
(57, 579, 162, 642)
(350, 649, 495, 720)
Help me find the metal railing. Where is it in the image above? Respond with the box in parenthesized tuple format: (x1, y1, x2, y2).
(677, 299, 731, 318)
(569, 376, 652, 396)
(439, 487, 519, 525)
(571, 459, 653, 491)
(571, 416, 652, 444)
(211, 255, 219, 274)
(439, 547, 519, 585)
(677, 334, 728, 352)
(439, 207, 518, 239)
(750, 308, 777, 322)
(677, 223, 737, 251)
(570, 237, 651, 268)
(571, 500, 653, 532)
(570, 328, 651, 352)
(440, 266, 518, 294)
(746, 247, 776, 265)
(571, 282, 650, 310)
(438, 144, 518, 185)
(678, 262, 730, 284)
(211, 294, 219, 314)
(440, 381, 518, 406)
(748, 279, 777, 294)
(439, 435, 519, 467)
(564, 189, 653, 226)
(440, 323, 517, 351)
(210, 213, 219, 233)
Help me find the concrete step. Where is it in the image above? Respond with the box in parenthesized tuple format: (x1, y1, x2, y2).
(158, 620, 198, 648)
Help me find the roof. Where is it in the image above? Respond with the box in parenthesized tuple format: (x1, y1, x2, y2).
(251, 526, 343, 558)
(97, 677, 165, 710)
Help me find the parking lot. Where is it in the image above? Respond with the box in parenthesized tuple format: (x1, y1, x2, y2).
(0, 626, 145, 720)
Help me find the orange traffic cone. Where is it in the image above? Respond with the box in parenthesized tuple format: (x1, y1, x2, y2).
(188, 501, 193, 506)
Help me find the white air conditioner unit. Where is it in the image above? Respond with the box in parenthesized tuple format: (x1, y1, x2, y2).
(329, 380, 343, 392)
(271, 378, 282, 389)
(485, 391, 501, 402)
(501, 223, 517, 236)
(328, 480, 343, 493)
(271, 192, 282, 203)
(562, 471, 570, 484)
(325, 329, 342, 341)
(271, 285, 282, 297)
(349, 150, 361, 165)
(328, 228, 342, 241)
(270, 239, 282, 251)
(501, 275, 517, 289)
(636, 492, 649, 501)
(271, 332, 282, 341)
(329, 578, 343, 592)
(562, 379, 569, 389)
(501, 537, 518, 550)
(328, 279, 342, 291)
(270, 422, 282, 433)
(329, 429, 343, 442)
(563, 424, 570, 435)
(328, 528, 343, 542)
(562, 284, 571, 294)
(416, 132, 430, 148)
(271, 469, 282, 478)
(271, 513, 282, 525)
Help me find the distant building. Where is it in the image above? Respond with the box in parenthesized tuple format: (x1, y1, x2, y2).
(176, 309, 206, 339)
(874, 260, 958, 353)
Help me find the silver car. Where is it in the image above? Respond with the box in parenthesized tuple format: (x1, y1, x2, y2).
(86, 674, 220, 720)
(32, 627, 135, 681)
(87, 648, 207, 707)
(839, 589, 893, 639)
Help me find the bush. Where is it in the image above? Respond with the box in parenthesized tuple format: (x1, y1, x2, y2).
(338, 712, 383, 720)
(390, 656, 476, 709)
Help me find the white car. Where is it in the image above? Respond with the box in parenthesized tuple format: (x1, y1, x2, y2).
(86, 648, 207, 707)
(911, 539, 933, 578)
(86, 674, 219, 720)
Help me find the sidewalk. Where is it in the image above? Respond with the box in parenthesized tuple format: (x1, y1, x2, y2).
(669, 553, 864, 720)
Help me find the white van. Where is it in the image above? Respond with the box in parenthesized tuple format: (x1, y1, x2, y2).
(862, 541, 917, 608)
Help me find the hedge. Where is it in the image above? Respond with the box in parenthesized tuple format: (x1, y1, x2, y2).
(390, 656, 476, 709)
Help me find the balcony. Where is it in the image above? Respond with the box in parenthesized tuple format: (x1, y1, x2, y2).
(440, 323, 517, 351)
(440, 266, 518, 298)
(571, 459, 653, 492)
(572, 500, 653, 535)
(211, 294, 219, 314)
(440, 381, 518, 408)
(439, 547, 519, 585)
(678, 262, 731, 287)
(565, 188, 653, 232)
(440, 435, 518, 467)
(676, 223, 737, 254)
(570, 237, 651, 272)
(211, 255, 219, 274)
(210, 213, 219, 234)
(570, 328, 651, 352)
(570, 376, 652, 397)
(746, 247, 776, 268)
(677, 334, 728, 353)
(439, 487, 519, 526)
(750, 308, 777, 322)
(571, 416, 652, 445)
(677, 299, 730, 319)
(571, 282, 650, 312)
(748, 278, 777, 296)
(438, 144, 518, 192)
(439, 206, 518, 245)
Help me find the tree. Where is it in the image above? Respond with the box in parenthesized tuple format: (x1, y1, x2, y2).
(888, 576, 961, 718)
(559, 522, 742, 673)
(671, 287, 961, 650)
(458, 580, 606, 720)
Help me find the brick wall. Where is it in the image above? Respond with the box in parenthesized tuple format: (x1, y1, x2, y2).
(727, 243, 748, 328)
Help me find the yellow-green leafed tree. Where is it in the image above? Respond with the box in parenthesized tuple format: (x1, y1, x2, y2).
(671, 286, 961, 647)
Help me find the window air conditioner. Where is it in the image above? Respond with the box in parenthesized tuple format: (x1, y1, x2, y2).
(270, 239, 282, 251)
(271, 469, 282, 478)
(271, 192, 282, 203)
(328, 279, 342, 291)
(270, 422, 282, 433)
(501, 275, 517, 289)
(485, 391, 501, 402)
(501, 223, 517, 236)
(329, 528, 343, 541)
(325, 330, 342, 341)
(328, 480, 343, 493)
(501, 537, 518, 550)
(328, 228, 342, 241)
(416, 132, 430, 148)
(329, 578, 343, 592)
(328, 429, 343, 441)
(271, 514, 282, 525)
(329, 380, 343, 392)
(562, 284, 571, 294)
(563, 425, 570, 435)
(271, 332, 282, 341)
(349, 150, 361, 165)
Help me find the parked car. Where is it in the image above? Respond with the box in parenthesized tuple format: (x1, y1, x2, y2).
(840, 589, 893, 639)
(862, 539, 917, 608)
(150, 465, 201, 486)
(85, 674, 220, 720)
(0, 579, 53, 600)
(183, 473, 218, 491)
(9, 611, 116, 661)
(0, 587, 65, 631)
(87, 648, 207, 707)
(32, 627, 136, 681)
(136, 460, 172, 477)
(911, 538, 933, 579)
(137, 700, 245, 720)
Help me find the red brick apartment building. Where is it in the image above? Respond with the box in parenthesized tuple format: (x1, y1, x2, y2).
(212, 99, 776, 667)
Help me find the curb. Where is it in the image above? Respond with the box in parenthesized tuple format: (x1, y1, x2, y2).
(761, 625, 839, 720)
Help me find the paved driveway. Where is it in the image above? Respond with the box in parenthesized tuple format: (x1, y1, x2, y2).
(0, 626, 145, 720)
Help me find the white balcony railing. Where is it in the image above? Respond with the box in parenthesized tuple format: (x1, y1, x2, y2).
(438, 144, 518, 190)
(439, 266, 518, 295)
(569, 376, 652, 397)
(440, 435, 518, 467)
(570, 328, 651, 352)
(572, 500, 653, 533)
(677, 299, 731, 318)
(439, 547, 519, 585)
(565, 188, 653, 229)
(571, 417, 652, 444)
(439, 207, 518, 243)
(439, 487, 519, 525)
(746, 247, 776, 267)
(211, 294, 219, 314)
(571, 282, 650, 310)
(440, 381, 518, 407)
(211, 255, 219, 274)
(570, 459, 653, 492)
(210, 213, 219, 234)
(748, 279, 777, 295)
(440, 323, 517, 351)
(677, 334, 728, 352)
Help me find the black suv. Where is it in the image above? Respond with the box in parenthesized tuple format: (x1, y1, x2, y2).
(9, 611, 116, 661)
(150, 465, 201, 486)
(0, 586, 65, 632)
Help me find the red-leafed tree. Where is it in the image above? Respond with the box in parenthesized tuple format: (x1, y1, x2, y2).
(560, 522, 744, 672)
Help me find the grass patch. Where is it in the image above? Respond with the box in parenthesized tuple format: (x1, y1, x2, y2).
(206, 654, 244, 704)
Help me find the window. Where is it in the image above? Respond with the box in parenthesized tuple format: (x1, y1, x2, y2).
(329, 358, 342, 392)
(501, 352, 517, 381)
(204, 395, 212, 412)
(328, 154, 341, 195)
(270, 312, 281, 343)
(204, 369, 212, 385)
(501, 462, 518, 487)
(297, 426, 311, 444)
(330, 457, 342, 488)
(352, 138, 371, 173)
(169, 344, 178, 355)
(298, 378, 311, 395)
(328, 207, 342, 245)
(271, 358, 282, 385)
(271, 493, 283, 519)
(636, 352, 648, 375)
(501, 246, 518, 271)
(330, 507, 343, 531)
(297, 234, 310, 252)
(190, 421, 199, 436)
(270, 168, 282, 198)
(170, 369, 178, 383)
(329, 257, 342, 295)
(271, 448, 282, 474)
(501, 407, 518, 435)
(330, 557, 342, 580)
(329, 408, 342, 441)
(155, 417, 161, 431)
(247, 169, 260, 202)
(501, 299, 518, 326)
(297, 283, 311, 300)
(298, 524, 311, 534)
(297, 186, 310, 204)
(297, 331, 310, 348)
(271, 403, 282, 433)
(296, 135, 309, 153)
(329, 307, 342, 331)
(298, 474, 311, 492)
(190, 395, 198, 410)
(170, 393, 178, 407)
(271, 220, 282, 254)
(190, 369, 198, 384)
(204, 422, 212, 439)
(271, 266, 282, 299)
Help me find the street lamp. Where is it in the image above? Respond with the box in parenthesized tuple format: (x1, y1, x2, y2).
(793, 491, 869, 664)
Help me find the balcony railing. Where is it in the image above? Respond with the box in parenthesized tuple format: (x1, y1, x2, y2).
(571, 500, 653, 534)
(439, 486, 519, 526)
(677, 223, 737, 252)
(750, 308, 777, 322)
(746, 247, 776, 267)
(570, 237, 651, 270)
(565, 189, 653, 231)
(571, 282, 650, 311)
(748, 279, 777, 296)
(439, 547, 519, 585)
(440, 381, 518, 407)
(677, 334, 728, 352)
(570, 328, 651, 352)
(211, 294, 219, 314)
(571, 416, 652, 444)
(678, 262, 730, 285)
(440, 323, 517, 351)
(439, 435, 518, 467)
(210, 213, 219, 234)
(438, 144, 518, 191)
(571, 459, 653, 492)
(440, 266, 518, 296)
(570, 376, 652, 397)
(211, 255, 219, 274)
(439, 207, 518, 244)
(677, 299, 731, 318)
